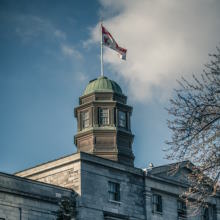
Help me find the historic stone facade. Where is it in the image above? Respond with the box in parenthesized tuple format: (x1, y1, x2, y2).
(0, 172, 73, 220)
(1, 76, 220, 220)
(14, 152, 220, 220)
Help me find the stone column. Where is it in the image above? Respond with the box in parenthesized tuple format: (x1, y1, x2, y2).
(145, 188, 152, 220)
(143, 172, 152, 220)
(77, 111, 81, 131)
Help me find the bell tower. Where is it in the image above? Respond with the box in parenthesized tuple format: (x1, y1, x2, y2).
(74, 76, 134, 166)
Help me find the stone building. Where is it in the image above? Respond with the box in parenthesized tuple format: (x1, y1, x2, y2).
(0, 76, 219, 220)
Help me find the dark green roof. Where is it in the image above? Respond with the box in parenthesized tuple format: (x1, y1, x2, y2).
(83, 76, 123, 95)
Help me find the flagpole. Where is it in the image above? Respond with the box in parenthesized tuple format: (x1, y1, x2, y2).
(100, 22, 104, 77)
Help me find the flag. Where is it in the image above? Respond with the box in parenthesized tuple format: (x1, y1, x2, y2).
(102, 25, 127, 60)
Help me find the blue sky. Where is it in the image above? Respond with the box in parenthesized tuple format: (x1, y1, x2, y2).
(1, 0, 220, 173)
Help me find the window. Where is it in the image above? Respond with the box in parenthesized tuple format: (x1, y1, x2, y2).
(118, 111, 126, 128)
(100, 108, 109, 125)
(213, 205, 217, 220)
(108, 181, 120, 202)
(152, 194, 162, 213)
(81, 111, 89, 129)
(203, 207, 209, 220)
(177, 200, 187, 219)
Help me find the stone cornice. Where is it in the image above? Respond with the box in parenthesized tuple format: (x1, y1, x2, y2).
(15, 153, 80, 178)
(0, 172, 73, 202)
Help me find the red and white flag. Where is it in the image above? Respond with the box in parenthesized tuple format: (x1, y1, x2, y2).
(102, 25, 127, 60)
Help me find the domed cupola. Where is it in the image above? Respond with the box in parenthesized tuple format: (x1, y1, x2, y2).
(74, 76, 134, 166)
(83, 76, 123, 95)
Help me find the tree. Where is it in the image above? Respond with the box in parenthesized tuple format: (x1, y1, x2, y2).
(56, 194, 77, 220)
(166, 47, 220, 208)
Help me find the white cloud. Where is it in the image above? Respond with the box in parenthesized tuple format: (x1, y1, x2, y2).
(14, 14, 83, 62)
(87, 0, 220, 102)
(61, 44, 82, 59)
(76, 72, 88, 82)
(54, 30, 66, 40)
(15, 15, 66, 42)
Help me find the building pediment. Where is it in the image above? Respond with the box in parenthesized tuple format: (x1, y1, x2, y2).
(147, 161, 194, 185)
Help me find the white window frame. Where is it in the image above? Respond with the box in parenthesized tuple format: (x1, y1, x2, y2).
(108, 181, 120, 202)
(99, 108, 109, 125)
(81, 111, 89, 129)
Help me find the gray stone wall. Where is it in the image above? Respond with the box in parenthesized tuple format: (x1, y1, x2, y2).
(14, 152, 220, 220)
(34, 162, 80, 192)
(144, 172, 219, 220)
(0, 172, 73, 220)
(79, 153, 145, 220)
(79, 153, 220, 220)
(15, 153, 81, 194)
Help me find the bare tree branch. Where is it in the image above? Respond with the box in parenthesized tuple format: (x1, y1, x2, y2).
(166, 46, 220, 209)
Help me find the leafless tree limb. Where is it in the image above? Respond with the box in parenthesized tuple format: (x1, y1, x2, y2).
(166, 47, 220, 208)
